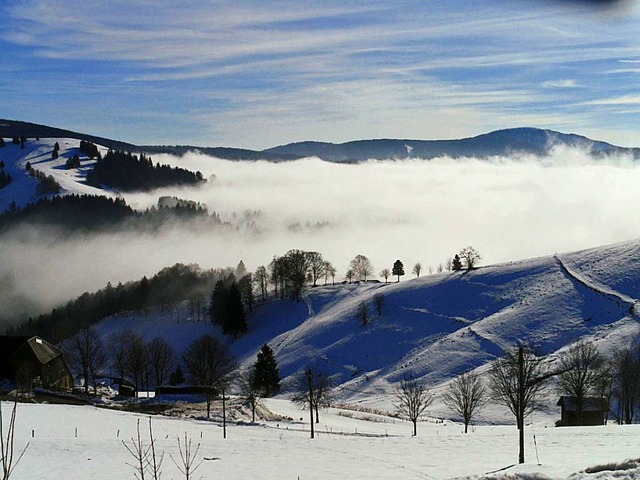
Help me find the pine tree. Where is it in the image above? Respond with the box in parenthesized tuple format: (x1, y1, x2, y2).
(392, 259, 405, 282)
(253, 344, 280, 397)
(209, 279, 228, 326)
(223, 282, 247, 337)
(452, 254, 463, 271)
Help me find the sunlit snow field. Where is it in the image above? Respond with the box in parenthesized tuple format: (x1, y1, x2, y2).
(3, 399, 640, 480)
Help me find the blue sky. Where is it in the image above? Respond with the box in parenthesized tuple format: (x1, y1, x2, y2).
(2, 0, 640, 149)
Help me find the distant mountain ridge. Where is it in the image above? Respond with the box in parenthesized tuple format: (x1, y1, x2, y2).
(264, 128, 640, 162)
(2, 119, 638, 162)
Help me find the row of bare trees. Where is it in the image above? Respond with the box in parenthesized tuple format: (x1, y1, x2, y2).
(65, 327, 177, 396)
(64, 327, 282, 423)
(394, 339, 640, 464)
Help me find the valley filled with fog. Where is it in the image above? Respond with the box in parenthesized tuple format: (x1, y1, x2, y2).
(3, 145, 640, 325)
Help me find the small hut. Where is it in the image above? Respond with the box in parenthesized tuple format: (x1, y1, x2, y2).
(557, 396, 608, 426)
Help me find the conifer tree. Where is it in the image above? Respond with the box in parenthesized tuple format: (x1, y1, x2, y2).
(452, 254, 463, 271)
(209, 279, 228, 326)
(223, 282, 247, 337)
(392, 259, 405, 282)
(253, 344, 280, 397)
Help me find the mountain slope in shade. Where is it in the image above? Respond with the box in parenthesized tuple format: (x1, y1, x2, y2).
(90, 237, 640, 419)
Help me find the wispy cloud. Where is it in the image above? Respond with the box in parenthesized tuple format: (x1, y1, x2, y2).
(2, 0, 640, 147)
(543, 79, 578, 88)
(580, 94, 640, 106)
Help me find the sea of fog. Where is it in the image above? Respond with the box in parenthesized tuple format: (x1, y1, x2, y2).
(3, 145, 640, 325)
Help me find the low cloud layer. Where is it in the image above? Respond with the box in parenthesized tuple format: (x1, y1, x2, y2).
(3, 147, 640, 327)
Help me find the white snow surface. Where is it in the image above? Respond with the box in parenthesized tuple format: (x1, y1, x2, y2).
(0, 138, 112, 211)
(3, 398, 640, 480)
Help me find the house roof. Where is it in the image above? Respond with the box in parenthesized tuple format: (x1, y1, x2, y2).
(557, 396, 608, 412)
(20, 336, 64, 365)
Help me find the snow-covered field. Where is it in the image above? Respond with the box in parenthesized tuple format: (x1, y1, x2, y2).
(3, 399, 640, 480)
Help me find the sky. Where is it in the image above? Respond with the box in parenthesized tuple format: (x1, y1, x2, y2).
(2, 0, 640, 150)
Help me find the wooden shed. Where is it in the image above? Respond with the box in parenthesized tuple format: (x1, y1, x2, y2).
(557, 396, 608, 426)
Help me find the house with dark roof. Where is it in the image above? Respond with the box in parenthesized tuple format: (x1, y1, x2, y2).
(0, 336, 73, 391)
(557, 396, 608, 426)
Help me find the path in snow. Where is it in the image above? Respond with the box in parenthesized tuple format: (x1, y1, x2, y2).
(554, 254, 639, 320)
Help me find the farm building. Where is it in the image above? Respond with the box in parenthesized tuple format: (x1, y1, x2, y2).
(0, 335, 73, 391)
(557, 396, 608, 426)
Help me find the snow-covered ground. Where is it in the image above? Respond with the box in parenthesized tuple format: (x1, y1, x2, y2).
(0, 138, 111, 212)
(86, 236, 640, 421)
(3, 398, 640, 480)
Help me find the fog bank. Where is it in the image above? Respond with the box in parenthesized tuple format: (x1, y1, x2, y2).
(3, 146, 640, 327)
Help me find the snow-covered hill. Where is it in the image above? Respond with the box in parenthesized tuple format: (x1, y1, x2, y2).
(0, 138, 112, 212)
(89, 238, 640, 421)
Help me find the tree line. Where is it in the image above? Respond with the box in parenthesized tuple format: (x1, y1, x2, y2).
(87, 150, 205, 192)
(64, 325, 281, 421)
(0, 194, 224, 233)
(6, 263, 230, 343)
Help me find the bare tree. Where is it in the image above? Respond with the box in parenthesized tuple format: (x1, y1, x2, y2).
(345, 269, 354, 283)
(557, 339, 602, 425)
(282, 249, 310, 302)
(147, 337, 176, 389)
(170, 433, 203, 480)
(237, 273, 254, 312)
(593, 359, 615, 425)
(442, 371, 487, 433)
(380, 268, 391, 283)
(126, 334, 149, 396)
(182, 335, 237, 417)
(66, 326, 108, 395)
(373, 292, 385, 315)
(489, 347, 549, 464)
(293, 368, 334, 424)
(611, 346, 640, 424)
(122, 418, 155, 480)
(395, 377, 434, 436)
(238, 367, 261, 422)
(325, 262, 337, 285)
(1, 395, 29, 480)
(412, 262, 422, 277)
(108, 329, 134, 386)
(305, 251, 326, 287)
(350, 254, 374, 282)
(253, 266, 269, 302)
(459, 246, 481, 269)
(187, 294, 205, 322)
(444, 257, 451, 271)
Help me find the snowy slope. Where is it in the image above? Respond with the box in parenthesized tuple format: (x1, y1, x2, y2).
(0, 138, 112, 212)
(88, 238, 640, 421)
